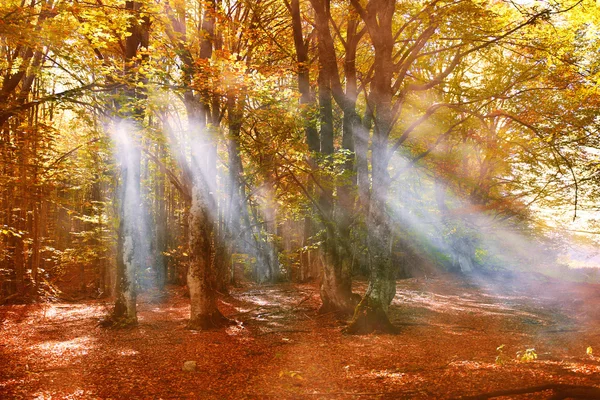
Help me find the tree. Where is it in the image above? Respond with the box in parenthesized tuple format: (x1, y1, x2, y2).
(342, 0, 570, 333)
(111, 0, 151, 324)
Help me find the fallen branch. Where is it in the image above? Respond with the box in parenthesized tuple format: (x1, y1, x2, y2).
(227, 307, 263, 317)
(541, 328, 580, 334)
(315, 311, 337, 319)
(298, 391, 421, 397)
(457, 384, 600, 400)
(37, 317, 95, 326)
(291, 294, 312, 310)
(256, 329, 310, 336)
(249, 390, 424, 397)
(0, 293, 19, 305)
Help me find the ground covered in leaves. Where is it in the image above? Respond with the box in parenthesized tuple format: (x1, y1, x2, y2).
(1, 274, 600, 399)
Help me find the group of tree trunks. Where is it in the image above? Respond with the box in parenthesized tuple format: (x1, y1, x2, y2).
(0, 0, 596, 337)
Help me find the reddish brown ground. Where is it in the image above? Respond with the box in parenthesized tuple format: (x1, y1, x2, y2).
(1, 274, 600, 399)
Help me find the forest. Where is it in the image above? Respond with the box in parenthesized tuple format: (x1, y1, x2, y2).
(1, 0, 600, 398)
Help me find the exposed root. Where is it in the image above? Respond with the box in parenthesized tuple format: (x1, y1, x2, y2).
(342, 296, 398, 334)
(98, 314, 137, 329)
(0, 293, 22, 305)
(458, 384, 600, 400)
(317, 292, 361, 316)
(187, 309, 234, 330)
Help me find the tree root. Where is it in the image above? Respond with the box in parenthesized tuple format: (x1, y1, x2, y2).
(187, 310, 234, 330)
(0, 293, 21, 305)
(342, 296, 398, 335)
(318, 292, 361, 316)
(97, 315, 137, 329)
(458, 384, 600, 400)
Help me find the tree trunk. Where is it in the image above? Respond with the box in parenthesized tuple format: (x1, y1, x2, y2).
(289, 0, 320, 280)
(346, 0, 397, 334)
(155, 143, 168, 290)
(309, 0, 361, 314)
(345, 135, 397, 333)
(113, 126, 141, 324)
(185, 0, 230, 329)
(111, 0, 150, 325)
(15, 129, 28, 296)
(187, 179, 229, 329)
(226, 90, 252, 285)
(435, 179, 476, 274)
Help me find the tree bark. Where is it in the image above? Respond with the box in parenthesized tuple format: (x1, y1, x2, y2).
(155, 143, 168, 290)
(288, 0, 321, 281)
(184, 0, 230, 329)
(309, 0, 361, 314)
(346, 0, 397, 334)
(187, 178, 228, 329)
(112, 0, 150, 325)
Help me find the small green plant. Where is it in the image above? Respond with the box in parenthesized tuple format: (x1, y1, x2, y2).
(517, 348, 538, 362)
(495, 344, 507, 365)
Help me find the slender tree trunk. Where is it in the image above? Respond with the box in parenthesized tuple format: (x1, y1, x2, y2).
(16, 129, 27, 296)
(113, 124, 142, 322)
(435, 177, 476, 274)
(264, 187, 280, 282)
(155, 143, 168, 290)
(226, 91, 249, 285)
(112, 0, 150, 324)
(289, 0, 320, 280)
(29, 102, 41, 295)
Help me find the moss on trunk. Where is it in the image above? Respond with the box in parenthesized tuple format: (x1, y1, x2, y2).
(343, 295, 397, 334)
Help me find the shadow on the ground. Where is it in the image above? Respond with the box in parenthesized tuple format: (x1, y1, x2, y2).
(1, 276, 599, 399)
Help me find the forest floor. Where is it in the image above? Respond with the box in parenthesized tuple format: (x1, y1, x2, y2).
(1, 273, 600, 399)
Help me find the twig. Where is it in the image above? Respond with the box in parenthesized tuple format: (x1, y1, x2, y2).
(0, 293, 19, 305)
(277, 391, 421, 397)
(316, 311, 337, 319)
(256, 329, 310, 336)
(456, 384, 600, 400)
(228, 307, 263, 317)
(291, 295, 312, 310)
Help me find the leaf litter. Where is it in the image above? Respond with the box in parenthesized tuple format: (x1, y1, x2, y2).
(1, 274, 599, 399)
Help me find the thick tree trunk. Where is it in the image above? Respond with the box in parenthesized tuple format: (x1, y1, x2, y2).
(319, 254, 358, 314)
(309, 0, 361, 314)
(345, 145, 397, 333)
(346, 0, 397, 334)
(185, 0, 231, 328)
(187, 181, 229, 329)
(315, 29, 346, 311)
(185, 101, 228, 324)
